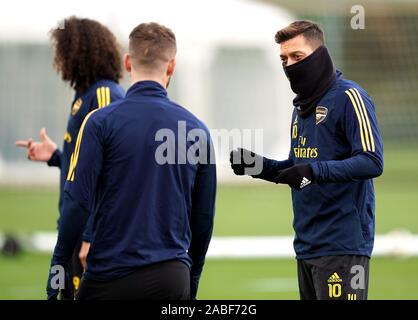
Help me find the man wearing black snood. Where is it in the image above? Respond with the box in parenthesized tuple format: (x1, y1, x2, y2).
(230, 21, 384, 300)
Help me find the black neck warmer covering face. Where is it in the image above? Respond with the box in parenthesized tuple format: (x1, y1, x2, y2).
(283, 46, 336, 118)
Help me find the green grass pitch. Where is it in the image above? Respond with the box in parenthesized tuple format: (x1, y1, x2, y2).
(0, 146, 418, 299)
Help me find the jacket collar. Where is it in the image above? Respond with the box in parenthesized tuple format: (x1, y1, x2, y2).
(126, 80, 168, 98)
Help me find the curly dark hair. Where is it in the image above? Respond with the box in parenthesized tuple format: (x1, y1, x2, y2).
(50, 16, 123, 93)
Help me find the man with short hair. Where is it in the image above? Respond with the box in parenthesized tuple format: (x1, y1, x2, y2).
(231, 20, 383, 300)
(47, 22, 216, 300)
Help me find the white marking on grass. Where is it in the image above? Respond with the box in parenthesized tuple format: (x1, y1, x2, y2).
(207, 236, 295, 258)
(7, 230, 418, 258)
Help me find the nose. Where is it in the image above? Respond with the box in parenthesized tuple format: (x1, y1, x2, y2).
(286, 58, 298, 67)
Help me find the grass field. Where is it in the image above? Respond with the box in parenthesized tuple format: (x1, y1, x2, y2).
(1, 253, 418, 300)
(1, 146, 418, 299)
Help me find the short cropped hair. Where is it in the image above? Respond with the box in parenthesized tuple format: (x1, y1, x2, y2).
(128, 22, 176, 71)
(275, 20, 325, 48)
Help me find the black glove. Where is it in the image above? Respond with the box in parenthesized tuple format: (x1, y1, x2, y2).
(230, 148, 263, 176)
(275, 164, 315, 191)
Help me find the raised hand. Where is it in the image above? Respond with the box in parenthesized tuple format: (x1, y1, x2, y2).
(16, 127, 57, 162)
(229, 148, 263, 176)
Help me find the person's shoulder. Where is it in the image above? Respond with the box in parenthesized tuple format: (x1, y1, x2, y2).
(169, 99, 211, 133)
(85, 79, 125, 101)
(332, 74, 376, 120)
(90, 79, 124, 91)
(85, 99, 123, 128)
(93, 97, 125, 118)
(76, 80, 124, 110)
(334, 75, 372, 102)
(103, 80, 125, 97)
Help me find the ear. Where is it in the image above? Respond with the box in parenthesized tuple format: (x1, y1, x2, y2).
(166, 58, 176, 77)
(124, 53, 132, 73)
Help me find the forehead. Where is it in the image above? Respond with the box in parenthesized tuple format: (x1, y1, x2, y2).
(280, 34, 311, 55)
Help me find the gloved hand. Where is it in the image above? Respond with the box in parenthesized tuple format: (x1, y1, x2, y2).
(275, 164, 315, 191)
(230, 148, 263, 176)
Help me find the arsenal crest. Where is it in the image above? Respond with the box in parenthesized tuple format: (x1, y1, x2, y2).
(316, 106, 328, 125)
(71, 98, 83, 115)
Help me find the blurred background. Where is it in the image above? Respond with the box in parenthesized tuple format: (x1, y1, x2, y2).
(1, 0, 418, 299)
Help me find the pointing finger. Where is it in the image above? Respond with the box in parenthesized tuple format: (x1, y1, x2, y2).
(15, 140, 30, 148)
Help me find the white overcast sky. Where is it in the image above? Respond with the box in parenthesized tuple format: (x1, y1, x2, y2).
(0, 0, 292, 44)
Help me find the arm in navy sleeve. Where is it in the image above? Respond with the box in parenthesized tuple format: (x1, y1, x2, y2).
(82, 215, 94, 242)
(76, 86, 124, 243)
(47, 149, 63, 168)
(254, 155, 294, 182)
(188, 138, 217, 300)
(47, 111, 103, 299)
(311, 88, 384, 183)
(47, 193, 90, 299)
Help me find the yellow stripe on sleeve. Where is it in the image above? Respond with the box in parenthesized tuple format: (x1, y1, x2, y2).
(105, 87, 110, 106)
(353, 88, 375, 152)
(66, 109, 99, 182)
(67, 153, 75, 181)
(345, 89, 367, 152)
(100, 87, 106, 108)
(96, 88, 102, 108)
(96, 87, 111, 109)
(349, 89, 371, 151)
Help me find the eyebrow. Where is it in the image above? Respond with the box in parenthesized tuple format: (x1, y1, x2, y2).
(280, 51, 306, 58)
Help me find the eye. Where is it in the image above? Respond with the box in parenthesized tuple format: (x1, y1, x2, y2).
(294, 54, 304, 62)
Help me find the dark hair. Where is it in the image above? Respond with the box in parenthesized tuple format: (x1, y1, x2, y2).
(50, 16, 123, 93)
(128, 22, 176, 71)
(275, 20, 325, 48)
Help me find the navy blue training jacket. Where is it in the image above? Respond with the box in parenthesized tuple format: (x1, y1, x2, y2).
(259, 70, 383, 259)
(47, 81, 216, 299)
